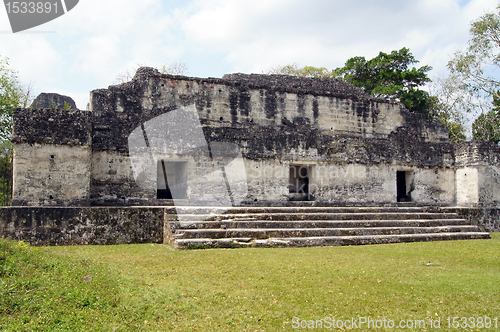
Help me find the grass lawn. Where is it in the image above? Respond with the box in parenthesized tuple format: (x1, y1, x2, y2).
(1, 234, 499, 331)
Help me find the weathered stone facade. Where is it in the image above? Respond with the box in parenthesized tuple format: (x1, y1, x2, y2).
(3, 67, 499, 245)
(11, 108, 92, 206)
(0, 207, 165, 245)
(11, 68, 498, 207)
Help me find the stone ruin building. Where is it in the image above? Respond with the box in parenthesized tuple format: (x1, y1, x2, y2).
(0, 67, 498, 248)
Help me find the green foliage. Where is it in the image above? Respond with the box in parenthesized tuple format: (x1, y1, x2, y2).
(266, 63, 335, 78)
(437, 111, 468, 143)
(0, 238, 122, 331)
(335, 48, 434, 117)
(473, 110, 500, 143)
(448, 5, 500, 99)
(446, 4, 500, 143)
(427, 76, 471, 143)
(50, 101, 73, 110)
(267, 49, 435, 118)
(472, 93, 500, 143)
(0, 55, 30, 142)
(0, 140, 12, 206)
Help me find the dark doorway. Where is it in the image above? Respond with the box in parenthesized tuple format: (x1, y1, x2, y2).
(397, 170, 413, 202)
(157, 160, 188, 200)
(289, 165, 311, 200)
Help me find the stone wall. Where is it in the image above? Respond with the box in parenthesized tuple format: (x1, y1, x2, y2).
(455, 141, 500, 206)
(1, 205, 496, 246)
(11, 108, 92, 206)
(8, 68, 499, 209)
(12, 144, 91, 206)
(83, 67, 453, 206)
(444, 206, 500, 232)
(0, 207, 165, 245)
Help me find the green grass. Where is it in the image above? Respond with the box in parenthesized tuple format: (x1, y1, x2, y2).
(0, 239, 122, 331)
(1, 235, 500, 331)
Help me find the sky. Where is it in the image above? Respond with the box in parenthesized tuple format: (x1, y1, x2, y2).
(0, 0, 498, 110)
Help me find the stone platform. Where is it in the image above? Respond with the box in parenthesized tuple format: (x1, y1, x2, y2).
(0, 205, 494, 247)
(166, 206, 491, 249)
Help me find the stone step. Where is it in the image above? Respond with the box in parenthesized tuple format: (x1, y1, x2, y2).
(166, 205, 490, 249)
(171, 206, 446, 217)
(174, 232, 492, 249)
(170, 219, 470, 230)
(172, 225, 482, 240)
(174, 212, 462, 222)
(172, 206, 432, 214)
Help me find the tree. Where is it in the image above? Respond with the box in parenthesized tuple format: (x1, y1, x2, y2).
(448, 5, 500, 100)
(473, 110, 500, 143)
(427, 76, 470, 143)
(266, 48, 435, 117)
(334, 48, 434, 117)
(0, 55, 30, 142)
(447, 4, 500, 143)
(266, 63, 335, 78)
(0, 55, 32, 206)
(0, 140, 12, 206)
(472, 94, 500, 143)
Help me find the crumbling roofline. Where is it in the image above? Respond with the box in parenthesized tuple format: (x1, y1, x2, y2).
(118, 66, 400, 104)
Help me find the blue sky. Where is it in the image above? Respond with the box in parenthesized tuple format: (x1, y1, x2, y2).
(1, 0, 498, 109)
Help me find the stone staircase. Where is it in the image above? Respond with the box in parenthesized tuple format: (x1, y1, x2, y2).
(164, 206, 491, 249)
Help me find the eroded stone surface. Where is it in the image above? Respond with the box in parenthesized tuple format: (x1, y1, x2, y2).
(30, 93, 77, 110)
(0, 207, 163, 245)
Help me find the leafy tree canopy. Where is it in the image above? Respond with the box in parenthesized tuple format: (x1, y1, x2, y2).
(266, 63, 335, 79)
(0, 55, 30, 142)
(473, 109, 500, 143)
(472, 94, 500, 143)
(447, 4, 500, 144)
(334, 47, 434, 117)
(448, 5, 500, 99)
(266, 48, 435, 117)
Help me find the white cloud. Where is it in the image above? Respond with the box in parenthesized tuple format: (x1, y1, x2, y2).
(1, 0, 499, 109)
(179, 0, 499, 77)
(1, 35, 61, 78)
(1, 0, 187, 107)
(56, 0, 180, 81)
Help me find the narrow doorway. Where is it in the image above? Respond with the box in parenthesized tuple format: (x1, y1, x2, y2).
(396, 170, 413, 202)
(289, 165, 311, 201)
(157, 160, 188, 200)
